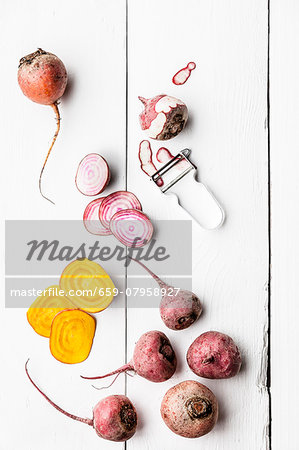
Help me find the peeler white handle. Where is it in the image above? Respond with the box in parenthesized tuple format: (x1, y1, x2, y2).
(166, 170, 225, 230)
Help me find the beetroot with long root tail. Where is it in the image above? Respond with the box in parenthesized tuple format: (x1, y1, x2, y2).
(18, 48, 68, 204)
(130, 258, 202, 330)
(25, 360, 138, 442)
(81, 330, 177, 383)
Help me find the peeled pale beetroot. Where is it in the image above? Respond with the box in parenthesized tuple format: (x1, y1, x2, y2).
(82, 330, 177, 383)
(130, 258, 202, 330)
(18, 48, 68, 204)
(161, 380, 218, 438)
(76, 154, 110, 196)
(138, 94, 188, 140)
(25, 361, 137, 442)
(187, 331, 242, 379)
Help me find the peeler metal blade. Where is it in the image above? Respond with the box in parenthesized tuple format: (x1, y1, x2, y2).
(151, 149, 225, 230)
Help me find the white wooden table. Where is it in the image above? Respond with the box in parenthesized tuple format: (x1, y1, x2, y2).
(0, 0, 297, 448)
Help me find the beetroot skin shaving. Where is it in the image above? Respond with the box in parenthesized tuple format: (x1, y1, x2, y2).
(156, 147, 174, 164)
(18, 48, 67, 204)
(25, 360, 137, 442)
(138, 94, 188, 140)
(131, 258, 202, 330)
(81, 330, 177, 383)
(172, 62, 196, 85)
(138, 140, 163, 186)
(156, 147, 190, 171)
(187, 331, 242, 379)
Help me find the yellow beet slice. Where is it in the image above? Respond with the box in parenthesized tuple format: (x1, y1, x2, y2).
(50, 309, 96, 364)
(60, 258, 115, 313)
(27, 285, 75, 337)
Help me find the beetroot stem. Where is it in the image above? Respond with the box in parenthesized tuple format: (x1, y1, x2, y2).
(128, 257, 166, 289)
(25, 359, 93, 426)
(39, 102, 61, 205)
(138, 96, 147, 106)
(81, 363, 133, 380)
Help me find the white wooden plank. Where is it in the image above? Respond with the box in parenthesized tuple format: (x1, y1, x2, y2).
(127, 0, 269, 449)
(0, 1, 127, 449)
(270, 1, 299, 449)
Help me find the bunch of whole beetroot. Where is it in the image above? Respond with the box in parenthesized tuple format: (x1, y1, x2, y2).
(25, 266, 242, 441)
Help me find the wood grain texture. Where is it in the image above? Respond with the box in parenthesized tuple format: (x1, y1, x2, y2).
(0, 1, 127, 449)
(127, 0, 270, 449)
(270, 1, 299, 449)
(0, 0, 274, 449)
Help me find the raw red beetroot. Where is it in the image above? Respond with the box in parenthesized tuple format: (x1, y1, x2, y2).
(18, 48, 67, 204)
(93, 395, 137, 441)
(138, 94, 188, 140)
(82, 330, 177, 383)
(161, 380, 218, 438)
(25, 360, 137, 442)
(187, 331, 242, 379)
(130, 258, 202, 330)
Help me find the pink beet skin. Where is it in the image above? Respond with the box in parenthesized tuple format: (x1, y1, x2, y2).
(161, 380, 218, 438)
(132, 330, 177, 382)
(187, 331, 242, 379)
(18, 48, 67, 105)
(160, 291, 202, 331)
(93, 395, 137, 442)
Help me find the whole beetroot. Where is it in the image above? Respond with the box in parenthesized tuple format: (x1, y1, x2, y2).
(93, 395, 137, 441)
(25, 360, 137, 442)
(160, 291, 202, 331)
(18, 48, 67, 105)
(18, 48, 67, 204)
(82, 330, 177, 383)
(130, 258, 202, 330)
(161, 380, 218, 438)
(187, 331, 242, 379)
(138, 94, 188, 140)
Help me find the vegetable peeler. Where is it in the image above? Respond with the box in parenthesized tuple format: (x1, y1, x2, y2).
(151, 149, 225, 230)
